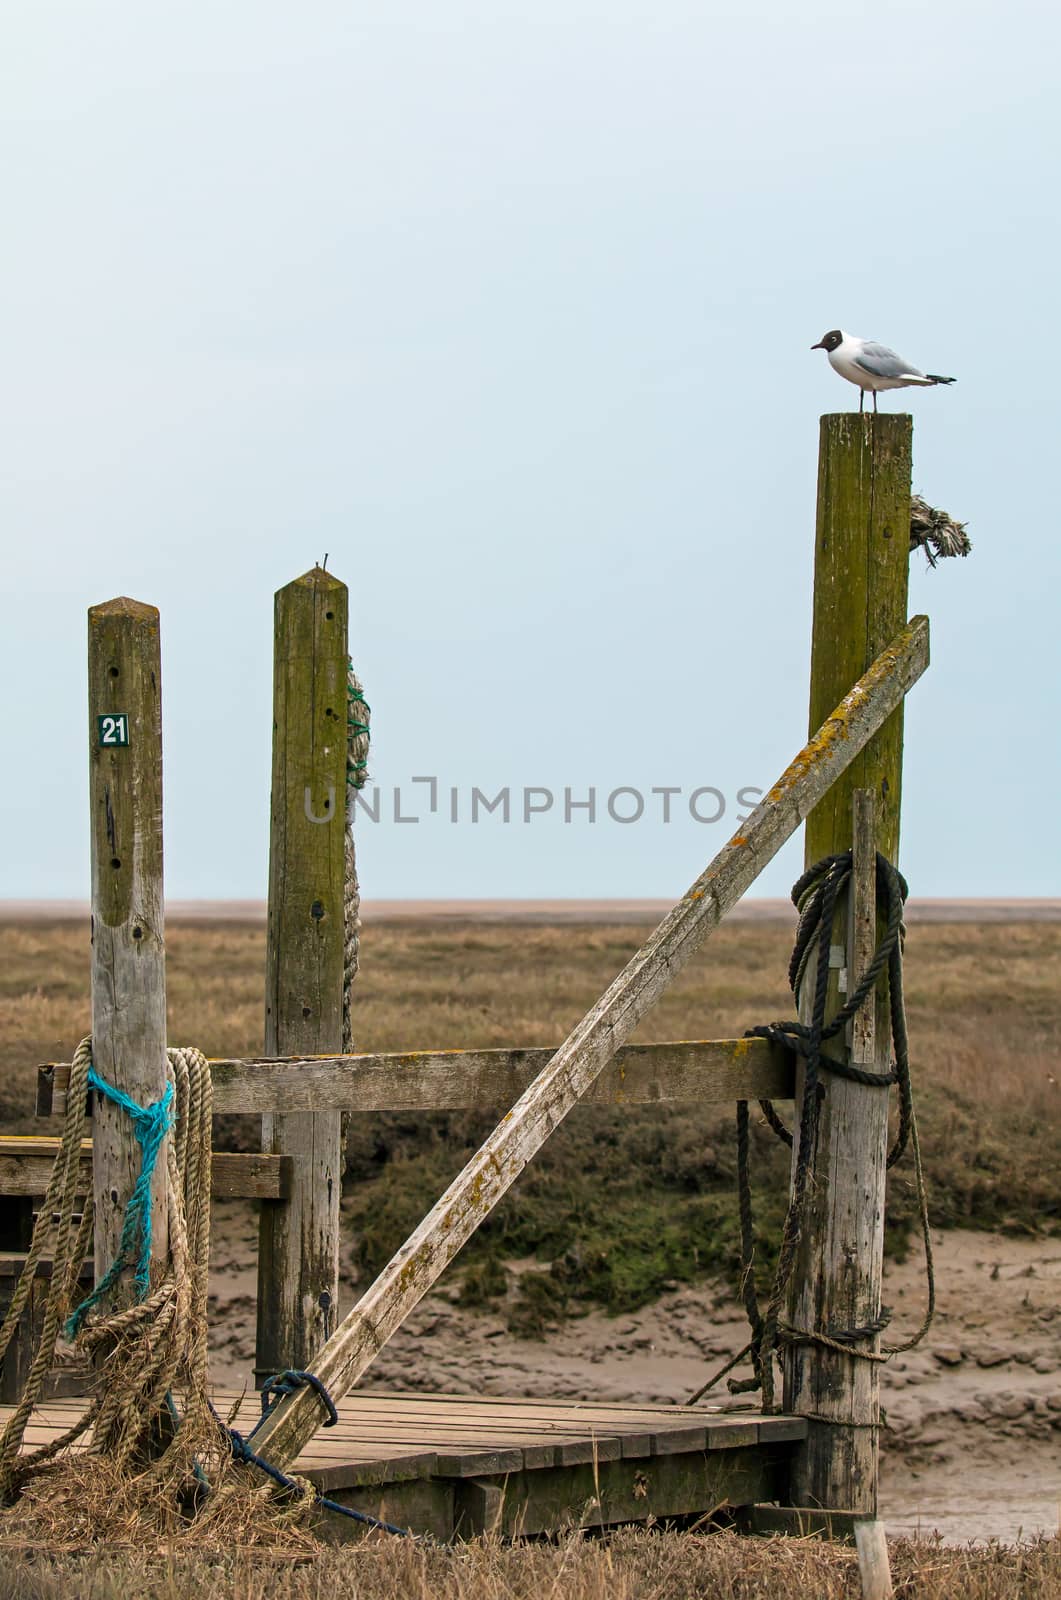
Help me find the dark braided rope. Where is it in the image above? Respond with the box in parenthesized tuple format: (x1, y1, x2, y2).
(691, 849, 932, 1410)
(753, 853, 842, 1408)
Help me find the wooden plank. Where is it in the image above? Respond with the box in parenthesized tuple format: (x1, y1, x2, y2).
(0, 1146, 290, 1201)
(648, 1424, 707, 1454)
(453, 1477, 506, 1536)
(0, 1254, 92, 1282)
(311, 1453, 442, 1492)
(87, 596, 169, 1305)
(37, 1036, 793, 1120)
(0, 1388, 806, 1519)
(738, 1503, 862, 1540)
(554, 1435, 624, 1466)
(434, 1447, 525, 1477)
(786, 415, 913, 1518)
(252, 1393, 711, 1422)
(855, 1519, 894, 1600)
(317, 1475, 454, 1538)
(248, 615, 930, 1474)
(257, 567, 349, 1379)
(452, 1446, 788, 1539)
(212, 1037, 792, 1111)
(705, 1419, 760, 1450)
(757, 1415, 807, 1444)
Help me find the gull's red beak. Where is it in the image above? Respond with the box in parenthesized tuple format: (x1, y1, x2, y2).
(810, 341, 825, 350)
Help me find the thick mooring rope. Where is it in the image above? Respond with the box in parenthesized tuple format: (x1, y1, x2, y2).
(0, 1039, 215, 1497)
(909, 494, 971, 567)
(688, 851, 935, 1411)
(0, 1038, 408, 1538)
(343, 662, 371, 1053)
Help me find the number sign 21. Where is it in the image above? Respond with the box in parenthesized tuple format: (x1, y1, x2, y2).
(98, 714, 130, 748)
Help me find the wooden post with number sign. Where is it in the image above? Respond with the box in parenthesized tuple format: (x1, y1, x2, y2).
(87, 597, 170, 1307)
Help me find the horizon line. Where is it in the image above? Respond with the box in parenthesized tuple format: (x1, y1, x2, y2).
(2, 897, 1060, 925)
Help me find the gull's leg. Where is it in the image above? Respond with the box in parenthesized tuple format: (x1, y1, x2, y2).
(860, 389, 865, 414)
(873, 391, 879, 414)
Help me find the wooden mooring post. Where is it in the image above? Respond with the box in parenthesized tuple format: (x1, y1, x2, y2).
(785, 413, 914, 1514)
(256, 567, 350, 1380)
(87, 598, 169, 1304)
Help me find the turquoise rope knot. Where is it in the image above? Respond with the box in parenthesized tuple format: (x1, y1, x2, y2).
(65, 1064, 175, 1337)
(346, 663, 370, 783)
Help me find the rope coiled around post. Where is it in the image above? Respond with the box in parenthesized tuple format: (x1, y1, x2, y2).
(687, 851, 935, 1411)
(0, 1038, 414, 1541)
(0, 1038, 215, 1498)
(343, 662, 371, 1054)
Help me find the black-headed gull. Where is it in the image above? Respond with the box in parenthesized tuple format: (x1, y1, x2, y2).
(811, 330, 956, 413)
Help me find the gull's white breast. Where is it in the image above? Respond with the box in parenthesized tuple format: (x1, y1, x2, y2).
(828, 346, 900, 392)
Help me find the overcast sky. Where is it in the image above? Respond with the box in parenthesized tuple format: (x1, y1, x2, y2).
(3, 1, 1057, 902)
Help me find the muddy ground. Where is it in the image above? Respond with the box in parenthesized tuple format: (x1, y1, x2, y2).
(207, 1217, 1060, 1545)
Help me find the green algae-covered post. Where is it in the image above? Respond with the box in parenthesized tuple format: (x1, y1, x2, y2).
(786, 413, 915, 1514)
(87, 597, 169, 1306)
(256, 567, 349, 1380)
(805, 414, 911, 867)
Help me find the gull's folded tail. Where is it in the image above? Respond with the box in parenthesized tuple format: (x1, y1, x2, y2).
(926, 373, 956, 385)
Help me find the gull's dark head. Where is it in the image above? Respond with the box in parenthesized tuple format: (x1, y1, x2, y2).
(811, 329, 843, 352)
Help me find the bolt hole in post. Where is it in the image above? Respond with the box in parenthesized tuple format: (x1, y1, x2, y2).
(108, 666, 119, 678)
(110, 858, 121, 870)
(132, 927, 143, 941)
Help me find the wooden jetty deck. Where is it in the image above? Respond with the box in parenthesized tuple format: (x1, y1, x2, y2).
(4, 1390, 807, 1539)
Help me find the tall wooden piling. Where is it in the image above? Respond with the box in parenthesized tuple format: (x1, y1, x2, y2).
(785, 414, 913, 1513)
(87, 598, 169, 1303)
(256, 567, 349, 1379)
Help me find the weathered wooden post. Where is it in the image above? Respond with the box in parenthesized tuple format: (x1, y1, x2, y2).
(256, 567, 349, 1379)
(785, 413, 913, 1513)
(87, 598, 169, 1303)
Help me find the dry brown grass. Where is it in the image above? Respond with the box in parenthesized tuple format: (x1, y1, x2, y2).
(0, 1527, 1058, 1600)
(0, 919, 1059, 1591)
(3, 916, 1059, 1107)
(1, 917, 1058, 1282)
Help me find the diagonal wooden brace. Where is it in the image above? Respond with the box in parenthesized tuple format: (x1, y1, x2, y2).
(249, 616, 930, 1474)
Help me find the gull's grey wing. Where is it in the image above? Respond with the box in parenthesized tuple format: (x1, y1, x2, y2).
(853, 341, 926, 380)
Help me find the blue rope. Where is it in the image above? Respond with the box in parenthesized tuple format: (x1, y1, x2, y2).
(257, 1369, 339, 1427)
(65, 1065, 175, 1336)
(214, 1372, 414, 1538)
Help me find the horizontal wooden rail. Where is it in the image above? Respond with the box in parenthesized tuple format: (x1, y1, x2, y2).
(36, 1038, 793, 1119)
(0, 1137, 290, 1201)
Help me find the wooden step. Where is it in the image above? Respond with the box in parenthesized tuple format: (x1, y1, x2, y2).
(0, 1137, 290, 1200)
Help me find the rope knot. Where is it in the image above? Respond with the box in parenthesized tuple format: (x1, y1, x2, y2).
(688, 848, 934, 1412)
(65, 1061, 176, 1331)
